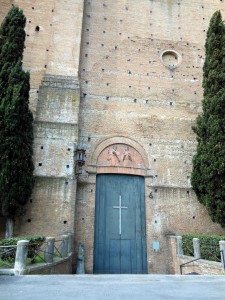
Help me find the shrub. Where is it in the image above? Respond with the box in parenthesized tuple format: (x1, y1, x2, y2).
(0, 236, 45, 262)
(182, 234, 225, 261)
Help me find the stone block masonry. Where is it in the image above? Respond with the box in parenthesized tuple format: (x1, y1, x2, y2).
(1, 0, 225, 274)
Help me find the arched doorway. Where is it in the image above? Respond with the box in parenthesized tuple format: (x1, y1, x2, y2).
(93, 143, 147, 274)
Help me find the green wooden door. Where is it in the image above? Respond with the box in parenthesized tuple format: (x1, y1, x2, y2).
(94, 174, 147, 274)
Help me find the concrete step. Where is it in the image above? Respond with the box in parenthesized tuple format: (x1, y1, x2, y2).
(1, 274, 225, 300)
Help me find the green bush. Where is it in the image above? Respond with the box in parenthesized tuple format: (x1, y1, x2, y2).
(0, 236, 45, 262)
(182, 234, 225, 261)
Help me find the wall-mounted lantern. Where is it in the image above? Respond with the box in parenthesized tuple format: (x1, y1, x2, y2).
(75, 143, 86, 176)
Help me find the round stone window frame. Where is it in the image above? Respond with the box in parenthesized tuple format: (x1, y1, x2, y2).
(160, 49, 182, 69)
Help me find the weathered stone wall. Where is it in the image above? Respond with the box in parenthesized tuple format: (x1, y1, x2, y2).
(0, 0, 84, 117)
(1, 0, 225, 274)
(75, 0, 225, 274)
(0, 2, 84, 238)
(15, 75, 80, 237)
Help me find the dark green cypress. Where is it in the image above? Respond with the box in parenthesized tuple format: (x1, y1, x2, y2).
(0, 6, 34, 237)
(191, 11, 225, 226)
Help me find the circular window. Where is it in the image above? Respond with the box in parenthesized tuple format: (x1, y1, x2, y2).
(160, 50, 182, 69)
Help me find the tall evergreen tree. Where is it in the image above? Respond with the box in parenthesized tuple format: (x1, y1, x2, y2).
(191, 11, 225, 226)
(0, 6, 34, 237)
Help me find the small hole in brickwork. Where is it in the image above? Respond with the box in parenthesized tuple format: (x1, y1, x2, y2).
(27, 219, 31, 223)
(154, 159, 156, 162)
(52, 9, 54, 12)
(107, 83, 109, 86)
(106, 96, 109, 100)
(39, 163, 42, 166)
(65, 181, 68, 185)
(29, 20, 31, 23)
(120, 19, 123, 22)
(82, 218, 84, 221)
(134, 99, 137, 103)
(64, 221, 67, 224)
(104, 17, 107, 20)
(86, 28, 89, 31)
(86, 42, 89, 45)
(194, 91, 197, 95)
(101, 44, 104, 47)
(37, 90, 39, 93)
(68, 148, 71, 151)
(41, 146, 43, 149)
(50, 24, 52, 26)
(129, 71, 131, 74)
(149, 143, 152, 146)
(66, 165, 70, 168)
(148, 87, 150, 90)
(155, 175, 158, 177)
(170, 102, 173, 106)
(155, 220, 157, 223)
(155, 189, 158, 192)
(27, 34, 29, 37)
(187, 190, 190, 194)
(46, 49, 49, 52)
(44, 65, 47, 68)
(83, 93, 86, 98)
(146, 100, 148, 104)
(88, 137, 91, 142)
(102, 69, 105, 72)
(85, 54, 88, 57)
(129, 86, 131, 88)
(85, 81, 88, 84)
(83, 69, 85, 71)
(91, 189, 93, 192)
(103, 31, 105, 33)
(32, 7, 34, 9)
(30, 199, 33, 203)
(35, 26, 40, 32)
(193, 216, 195, 219)
(115, 46, 117, 49)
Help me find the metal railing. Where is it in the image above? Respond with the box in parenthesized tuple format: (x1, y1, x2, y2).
(179, 239, 225, 275)
(180, 257, 201, 275)
(0, 245, 17, 268)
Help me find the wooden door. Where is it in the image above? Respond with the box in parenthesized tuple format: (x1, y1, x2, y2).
(94, 174, 147, 274)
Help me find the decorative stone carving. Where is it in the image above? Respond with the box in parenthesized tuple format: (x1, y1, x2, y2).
(97, 144, 145, 175)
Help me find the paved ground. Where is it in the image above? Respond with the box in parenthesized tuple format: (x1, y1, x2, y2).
(1, 275, 225, 300)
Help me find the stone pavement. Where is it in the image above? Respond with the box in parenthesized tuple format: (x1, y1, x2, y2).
(1, 275, 225, 300)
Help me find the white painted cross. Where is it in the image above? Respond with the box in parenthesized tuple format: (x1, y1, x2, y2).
(113, 195, 128, 235)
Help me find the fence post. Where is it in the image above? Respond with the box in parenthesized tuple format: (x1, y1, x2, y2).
(60, 235, 69, 258)
(14, 240, 29, 275)
(45, 237, 55, 263)
(177, 236, 183, 256)
(67, 233, 73, 254)
(193, 238, 201, 259)
(219, 240, 225, 270)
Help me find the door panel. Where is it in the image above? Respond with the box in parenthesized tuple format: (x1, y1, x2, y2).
(94, 174, 147, 274)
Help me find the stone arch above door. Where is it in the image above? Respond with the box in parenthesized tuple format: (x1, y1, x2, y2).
(91, 137, 149, 176)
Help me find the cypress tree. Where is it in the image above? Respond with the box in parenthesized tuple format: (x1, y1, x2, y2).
(0, 6, 34, 237)
(191, 11, 225, 226)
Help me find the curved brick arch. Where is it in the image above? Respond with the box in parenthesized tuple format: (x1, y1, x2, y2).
(90, 137, 149, 175)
